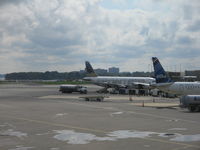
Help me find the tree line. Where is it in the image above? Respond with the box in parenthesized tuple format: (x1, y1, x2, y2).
(5, 71, 154, 80)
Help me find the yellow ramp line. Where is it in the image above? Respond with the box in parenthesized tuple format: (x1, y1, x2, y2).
(51, 101, 198, 124)
(126, 111, 198, 124)
(7, 116, 107, 134)
(144, 137, 200, 149)
(5, 116, 200, 149)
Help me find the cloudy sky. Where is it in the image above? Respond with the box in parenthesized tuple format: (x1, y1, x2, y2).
(0, 0, 200, 73)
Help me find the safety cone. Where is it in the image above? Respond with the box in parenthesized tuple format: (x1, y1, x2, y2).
(129, 96, 133, 101)
(142, 101, 144, 107)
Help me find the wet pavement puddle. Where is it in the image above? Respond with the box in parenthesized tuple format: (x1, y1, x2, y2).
(8, 146, 34, 150)
(107, 130, 156, 139)
(110, 112, 124, 116)
(53, 130, 200, 144)
(170, 134, 200, 142)
(55, 113, 68, 117)
(53, 130, 115, 144)
(0, 129, 27, 138)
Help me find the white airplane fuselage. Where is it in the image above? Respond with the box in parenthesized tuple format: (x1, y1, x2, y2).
(84, 76, 155, 87)
(155, 82, 200, 95)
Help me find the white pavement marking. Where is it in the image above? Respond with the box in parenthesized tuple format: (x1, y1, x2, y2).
(57, 101, 199, 124)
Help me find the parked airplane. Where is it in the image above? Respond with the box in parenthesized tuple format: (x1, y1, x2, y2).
(83, 61, 155, 92)
(152, 57, 200, 112)
(152, 57, 200, 95)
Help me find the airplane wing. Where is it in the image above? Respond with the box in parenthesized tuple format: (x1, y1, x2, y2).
(96, 82, 127, 89)
(130, 82, 151, 89)
(151, 82, 174, 88)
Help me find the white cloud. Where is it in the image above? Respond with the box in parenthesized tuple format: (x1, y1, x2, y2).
(0, 0, 199, 73)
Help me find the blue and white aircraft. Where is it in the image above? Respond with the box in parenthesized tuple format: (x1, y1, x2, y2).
(152, 57, 200, 95)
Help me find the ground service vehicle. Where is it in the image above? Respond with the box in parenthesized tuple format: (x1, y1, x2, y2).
(59, 84, 87, 94)
(79, 95, 109, 102)
(180, 95, 200, 112)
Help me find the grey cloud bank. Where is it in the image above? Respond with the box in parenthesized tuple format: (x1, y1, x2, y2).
(0, 0, 199, 73)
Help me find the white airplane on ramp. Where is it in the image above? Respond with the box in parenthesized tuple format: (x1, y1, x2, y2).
(152, 57, 200, 95)
(152, 57, 200, 112)
(83, 61, 155, 92)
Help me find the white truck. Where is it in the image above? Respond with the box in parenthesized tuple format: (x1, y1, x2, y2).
(59, 84, 87, 94)
(180, 95, 200, 112)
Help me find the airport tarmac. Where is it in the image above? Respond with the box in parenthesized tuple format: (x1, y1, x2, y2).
(0, 84, 200, 150)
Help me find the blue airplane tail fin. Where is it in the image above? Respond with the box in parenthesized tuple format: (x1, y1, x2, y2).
(152, 57, 172, 83)
(85, 61, 97, 77)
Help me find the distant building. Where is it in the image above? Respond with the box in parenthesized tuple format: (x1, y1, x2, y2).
(168, 72, 181, 81)
(108, 67, 119, 74)
(185, 70, 200, 81)
(79, 70, 85, 73)
(0, 74, 5, 80)
(182, 76, 197, 82)
(167, 71, 200, 82)
(120, 72, 132, 77)
(94, 69, 107, 75)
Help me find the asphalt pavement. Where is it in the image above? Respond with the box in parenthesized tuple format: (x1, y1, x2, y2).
(0, 84, 200, 150)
